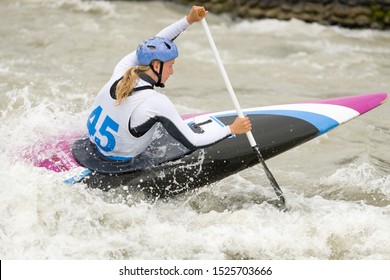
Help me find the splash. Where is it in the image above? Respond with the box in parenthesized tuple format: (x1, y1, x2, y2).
(318, 162, 390, 206)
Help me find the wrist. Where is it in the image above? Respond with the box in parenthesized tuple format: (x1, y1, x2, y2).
(186, 15, 194, 25)
(229, 125, 235, 135)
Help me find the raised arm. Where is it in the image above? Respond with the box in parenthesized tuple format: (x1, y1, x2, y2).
(112, 6, 207, 79)
(157, 6, 207, 40)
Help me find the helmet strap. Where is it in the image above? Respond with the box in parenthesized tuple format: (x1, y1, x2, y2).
(150, 61, 165, 88)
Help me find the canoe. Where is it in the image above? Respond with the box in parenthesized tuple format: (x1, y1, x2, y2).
(27, 92, 388, 198)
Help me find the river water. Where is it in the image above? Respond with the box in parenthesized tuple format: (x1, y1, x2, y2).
(1, 0, 390, 260)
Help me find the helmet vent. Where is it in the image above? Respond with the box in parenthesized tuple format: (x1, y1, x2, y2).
(164, 42, 171, 49)
(147, 45, 156, 50)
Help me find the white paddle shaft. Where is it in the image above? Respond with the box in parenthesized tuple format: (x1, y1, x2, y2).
(200, 16, 285, 207)
(200, 18, 257, 147)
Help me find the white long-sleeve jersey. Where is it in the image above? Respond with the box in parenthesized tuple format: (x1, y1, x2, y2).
(87, 17, 231, 160)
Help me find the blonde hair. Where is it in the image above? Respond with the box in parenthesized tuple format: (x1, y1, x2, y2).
(115, 65, 150, 104)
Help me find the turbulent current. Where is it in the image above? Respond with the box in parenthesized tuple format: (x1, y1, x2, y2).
(1, 0, 390, 259)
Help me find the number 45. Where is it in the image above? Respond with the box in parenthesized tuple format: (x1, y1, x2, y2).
(87, 106, 119, 152)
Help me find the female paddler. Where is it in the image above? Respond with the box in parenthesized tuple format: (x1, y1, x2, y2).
(86, 6, 252, 161)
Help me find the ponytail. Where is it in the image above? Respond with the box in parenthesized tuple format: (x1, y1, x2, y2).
(115, 65, 150, 104)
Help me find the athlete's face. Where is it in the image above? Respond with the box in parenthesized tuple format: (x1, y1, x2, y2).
(161, 59, 175, 84)
(153, 59, 175, 84)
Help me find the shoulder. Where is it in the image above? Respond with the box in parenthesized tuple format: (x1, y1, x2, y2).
(112, 51, 138, 79)
(131, 89, 173, 109)
(141, 91, 178, 116)
(142, 90, 172, 104)
(154, 91, 171, 101)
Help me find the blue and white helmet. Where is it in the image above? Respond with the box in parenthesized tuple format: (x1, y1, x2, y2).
(136, 37, 178, 66)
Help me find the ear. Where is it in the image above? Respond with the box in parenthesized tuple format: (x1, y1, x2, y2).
(152, 61, 160, 71)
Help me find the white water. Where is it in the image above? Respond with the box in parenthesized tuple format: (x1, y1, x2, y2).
(1, 0, 390, 260)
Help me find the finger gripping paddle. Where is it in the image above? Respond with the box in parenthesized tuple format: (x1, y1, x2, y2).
(199, 12, 286, 208)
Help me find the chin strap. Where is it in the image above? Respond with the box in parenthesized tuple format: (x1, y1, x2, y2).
(149, 61, 165, 88)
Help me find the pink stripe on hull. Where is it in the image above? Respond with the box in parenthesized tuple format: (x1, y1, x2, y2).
(181, 113, 208, 120)
(22, 134, 82, 172)
(308, 93, 388, 114)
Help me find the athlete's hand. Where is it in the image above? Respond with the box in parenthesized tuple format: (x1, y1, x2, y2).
(186, 6, 207, 24)
(229, 116, 252, 135)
